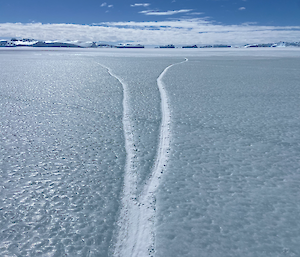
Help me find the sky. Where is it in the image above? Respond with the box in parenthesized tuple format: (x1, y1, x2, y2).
(1, 0, 300, 45)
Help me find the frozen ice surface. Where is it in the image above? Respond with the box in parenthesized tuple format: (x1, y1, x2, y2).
(1, 48, 300, 257)
(156, 56, 300, 257)
(0, 52, 126, 256)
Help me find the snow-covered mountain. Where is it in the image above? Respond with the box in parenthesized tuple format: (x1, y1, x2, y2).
(1, 38, 300, 48)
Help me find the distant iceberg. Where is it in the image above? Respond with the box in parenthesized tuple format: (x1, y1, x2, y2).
(114, 43, 145, 48)
(159, 44, 175, 48)
(32, 41, 83, 47)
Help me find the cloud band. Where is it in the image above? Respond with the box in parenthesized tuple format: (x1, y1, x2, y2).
(1, 20, 300, 45)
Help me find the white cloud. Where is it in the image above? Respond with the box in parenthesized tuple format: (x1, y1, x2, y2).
(140, 9, 192, 16)
(242, 22, 257, 26)
(1, 21, 300, 46)
(131, 3, 150, 7)
(239, 7, 246, 10)
(108, 5, 113, 8)
(101, 2, 107, 7)
(187, 12, 204, 16)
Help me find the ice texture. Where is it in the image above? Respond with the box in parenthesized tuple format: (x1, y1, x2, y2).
(156, 56, 300, 257)
(1, 48, 300, 257)
(0, 53, 125, 256)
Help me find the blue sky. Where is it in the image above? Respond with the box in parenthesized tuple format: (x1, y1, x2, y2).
(1, 0, 300, 45)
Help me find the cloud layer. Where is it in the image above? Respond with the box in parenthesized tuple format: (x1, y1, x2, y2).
(131, 3, 151, 7)
(139, 9, 192, 16)
(1, 19, 300, 46)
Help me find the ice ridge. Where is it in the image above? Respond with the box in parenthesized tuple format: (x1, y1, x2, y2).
(97, 59, 188, 257)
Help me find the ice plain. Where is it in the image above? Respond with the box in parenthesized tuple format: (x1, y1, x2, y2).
(0, 48, 300, 257)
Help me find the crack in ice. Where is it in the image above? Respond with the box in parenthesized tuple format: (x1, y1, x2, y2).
(97, 58, 188, 257)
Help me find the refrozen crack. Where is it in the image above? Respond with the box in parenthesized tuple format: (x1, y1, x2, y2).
(97, 59, 188, 257)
